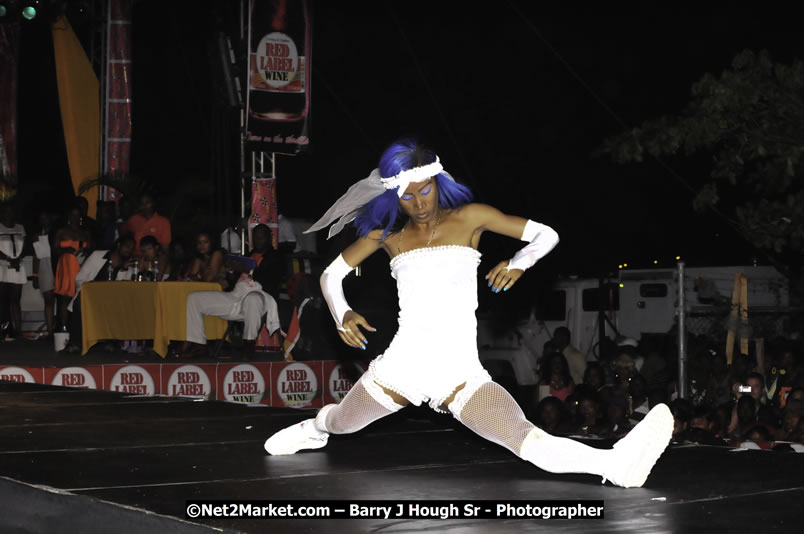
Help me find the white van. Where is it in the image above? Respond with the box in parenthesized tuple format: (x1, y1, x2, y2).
(477, 265, 790, 389)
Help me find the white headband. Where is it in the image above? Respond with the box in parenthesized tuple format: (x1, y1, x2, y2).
(305, 155, 455, 239)
(380, 156, 443, 197)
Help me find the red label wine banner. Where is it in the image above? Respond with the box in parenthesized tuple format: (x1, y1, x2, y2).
(246, 0, 312, 155)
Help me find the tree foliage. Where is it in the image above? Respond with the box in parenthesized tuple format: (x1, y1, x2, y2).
(601, 50, 804, 269)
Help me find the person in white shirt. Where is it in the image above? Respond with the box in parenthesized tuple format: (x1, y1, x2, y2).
(0, 202, 26, 341)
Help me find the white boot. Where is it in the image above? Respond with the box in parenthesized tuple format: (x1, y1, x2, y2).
(603, 403, 674, 488)
(519, 403, 673, 488)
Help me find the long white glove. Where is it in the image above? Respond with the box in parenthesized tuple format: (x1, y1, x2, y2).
(320, 254, 354, 331)
(507, 220, 559, 271)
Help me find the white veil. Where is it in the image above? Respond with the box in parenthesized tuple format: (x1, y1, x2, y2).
(304, 159, 456, 239)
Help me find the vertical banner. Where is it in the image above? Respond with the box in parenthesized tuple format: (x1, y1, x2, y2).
(250, 178, 278, 248)
(246, 0, 311, 154)
(0, 22, 20, 196)
(104, 0, 133, 202)
(52, 16, 100, 218)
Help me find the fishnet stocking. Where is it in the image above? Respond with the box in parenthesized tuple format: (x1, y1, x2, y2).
(314, 379, 404, 435)
(452, 381, 610, 477)
(451, 381, 536, 455)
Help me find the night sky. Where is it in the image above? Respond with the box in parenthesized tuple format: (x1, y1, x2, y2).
(13, 3, 804, 282)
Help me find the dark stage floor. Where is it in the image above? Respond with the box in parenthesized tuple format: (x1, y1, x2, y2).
(1, 339, 803, 533)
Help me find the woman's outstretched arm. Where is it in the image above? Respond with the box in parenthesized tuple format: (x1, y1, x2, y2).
(320, 230, 384, 349)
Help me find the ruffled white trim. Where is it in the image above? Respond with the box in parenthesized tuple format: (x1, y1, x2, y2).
(390, 245, 480, 269)
(362, 368, 413, 411)
(367, 360, 493, 415)
(442, 373, 494, 416)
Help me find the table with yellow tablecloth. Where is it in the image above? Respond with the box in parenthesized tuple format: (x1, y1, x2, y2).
(81, 281, 228, 357)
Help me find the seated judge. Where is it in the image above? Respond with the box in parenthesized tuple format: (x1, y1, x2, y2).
(180, 224, 284, 358)
(60, 235, 136, 353)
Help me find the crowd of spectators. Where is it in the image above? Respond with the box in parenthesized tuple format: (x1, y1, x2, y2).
(530, 328, 804, 448)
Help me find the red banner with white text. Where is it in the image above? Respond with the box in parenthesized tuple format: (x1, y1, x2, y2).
(0, 361, 372, 409)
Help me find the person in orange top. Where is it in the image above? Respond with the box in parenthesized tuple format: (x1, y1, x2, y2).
(53, 205, 91, 329)
(121, 193, 171, 257)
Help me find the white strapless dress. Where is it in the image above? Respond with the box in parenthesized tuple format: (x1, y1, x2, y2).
(366, 246, 492, 412)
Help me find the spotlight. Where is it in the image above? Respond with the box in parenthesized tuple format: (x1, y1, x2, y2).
(0, 1, 41, 21)
(21, 1, 36, 20)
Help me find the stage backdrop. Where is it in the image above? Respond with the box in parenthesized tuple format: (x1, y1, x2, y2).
(52, 16, 99, 218)
(246, 0, 311, 155)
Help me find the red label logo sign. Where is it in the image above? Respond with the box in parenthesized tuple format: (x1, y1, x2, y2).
(276, 362, 317, 408)
(110, 365, 155, 396)
(223, 364, 266, 404)
(0, 366, 35, 383)
(328, 362, 365, 402)
(167, 365, 211, 399)
(255, 31, 300, 89)
(52, 367, 97, 389)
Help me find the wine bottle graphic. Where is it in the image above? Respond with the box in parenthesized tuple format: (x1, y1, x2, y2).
(248, 0, 309, 123)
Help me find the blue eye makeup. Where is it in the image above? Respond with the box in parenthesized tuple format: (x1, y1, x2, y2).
(401, 182, 433, 201)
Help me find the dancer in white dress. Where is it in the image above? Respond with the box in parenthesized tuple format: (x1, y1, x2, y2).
(265, 140, 673, 488)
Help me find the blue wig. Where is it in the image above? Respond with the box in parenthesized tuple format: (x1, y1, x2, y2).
(353, 140, 473, 239)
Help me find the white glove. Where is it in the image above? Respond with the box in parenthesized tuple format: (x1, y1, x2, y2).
(507, 220, 559, 271)
(320, 254, 354, 331)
